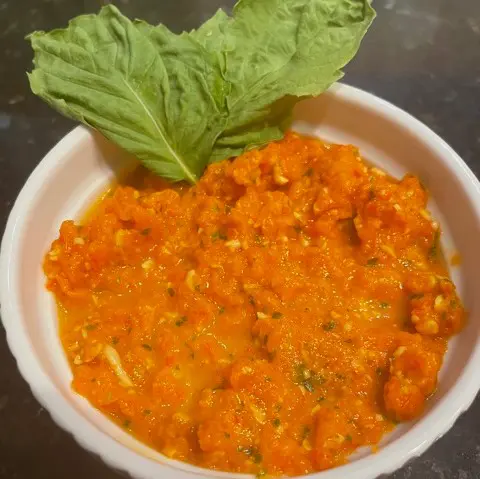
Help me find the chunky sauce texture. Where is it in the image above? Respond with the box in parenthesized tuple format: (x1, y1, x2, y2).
(44, 133, 464, 476)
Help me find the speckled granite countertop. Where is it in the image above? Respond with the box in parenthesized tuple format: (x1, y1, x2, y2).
(1, 0, 480, 478)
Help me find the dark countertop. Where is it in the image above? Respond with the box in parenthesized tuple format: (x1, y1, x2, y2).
(1, 0, 480, 478)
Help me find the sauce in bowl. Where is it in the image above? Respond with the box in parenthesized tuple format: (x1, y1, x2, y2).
(44, 132, 464, 476)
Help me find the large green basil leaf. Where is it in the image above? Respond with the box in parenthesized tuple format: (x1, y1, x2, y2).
(28, 5, 225, 183)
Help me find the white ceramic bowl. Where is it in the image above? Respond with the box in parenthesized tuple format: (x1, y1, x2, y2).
(2, 83, 480, 479)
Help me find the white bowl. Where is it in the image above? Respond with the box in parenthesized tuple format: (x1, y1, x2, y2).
(2, 83, 480, 479)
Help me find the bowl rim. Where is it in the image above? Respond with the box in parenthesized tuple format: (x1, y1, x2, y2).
(2, 82, 480, 479)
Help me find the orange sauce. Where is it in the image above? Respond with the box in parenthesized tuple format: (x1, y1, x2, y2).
(44, 132, 464, 476)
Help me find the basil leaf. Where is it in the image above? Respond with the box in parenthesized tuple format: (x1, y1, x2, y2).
(27, 5, 224, 183)
(190, 9, 229, 62)
(135, 21, 228, 116)
(206, 0, 375, 161)
(208, 97, 297, 163)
